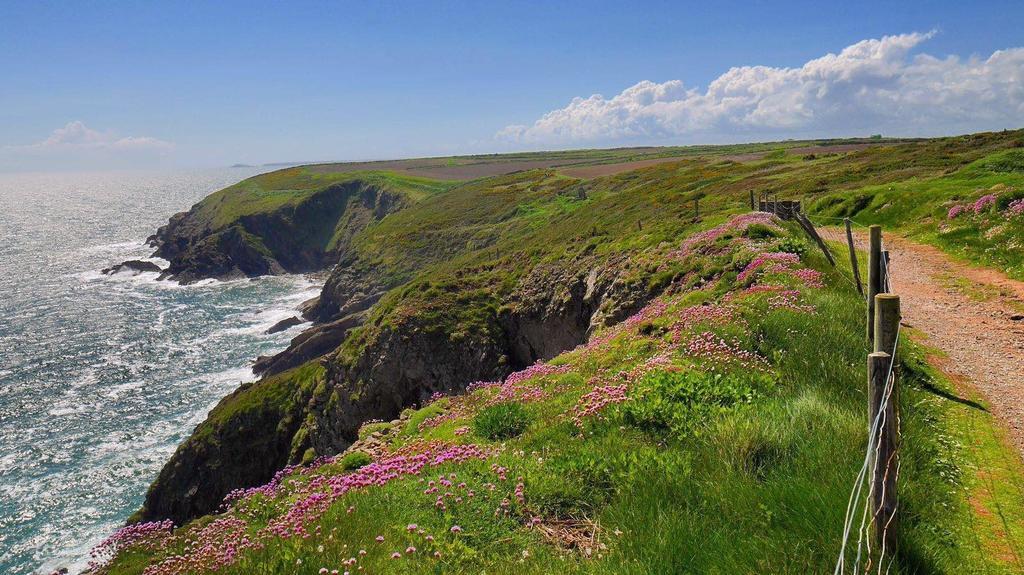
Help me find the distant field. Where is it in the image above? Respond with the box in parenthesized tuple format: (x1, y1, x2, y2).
(301, 139, 900, 180)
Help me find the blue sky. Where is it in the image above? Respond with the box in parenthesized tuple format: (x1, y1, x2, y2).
(1, 0, 1023, 171)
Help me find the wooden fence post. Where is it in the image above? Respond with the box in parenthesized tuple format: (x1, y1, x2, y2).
(873, 294, 900, 354)
(868, 350, 898, 559)
(844, 219, 863, 295)
(867, 225, 883, 341)
(749, 189, 755, 211)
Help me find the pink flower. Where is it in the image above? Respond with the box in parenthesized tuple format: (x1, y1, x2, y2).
(450, 525, 463, 533)
(375, 535, 384, 542)
(974, 193, 997, 214)
(391, 552, 401, 559)
(406, 524, 418, 532)
(947, 204, 965, 219)
(406, 546, 417, 554)
(1007, 198, 1024, 217)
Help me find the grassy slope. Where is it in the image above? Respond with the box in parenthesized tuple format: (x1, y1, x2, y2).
(99, 215, 1024, 575)
(101, 131, 1024, 573)
(185, 168, 453, 234)
(801, 134, 1024, 279)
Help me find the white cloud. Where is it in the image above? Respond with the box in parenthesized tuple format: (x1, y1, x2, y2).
(498, 32, 1024, 145)
(32, 121, 174, 151)
(1, 121, 174, 171)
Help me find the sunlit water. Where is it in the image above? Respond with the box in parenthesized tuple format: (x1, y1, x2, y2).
(0, 169, 320, 574)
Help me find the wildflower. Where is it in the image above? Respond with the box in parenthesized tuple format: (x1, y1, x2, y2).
(406, 546, 417, 554)
(406, 523, 418, 532)
(391, 552, 401, 559)
(450, 525, 463, 533)
(1007, 198, 1024, 217)
(320, 569, 328, 574)
(974, 193, 997, 214)
(375, 535, 384, 542)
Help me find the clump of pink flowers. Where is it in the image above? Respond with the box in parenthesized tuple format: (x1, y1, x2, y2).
(790, 268, 823, 288)
(101, 442, 491, 575)
(88, 519, 174, 568)
(765, 290, 816, 312)
(947, 204, 966, 219)
(684, 331, 769, 370)
(736, 252, 801, 284)
(625, 300, 668, 326)
(973, 193, 997, 214)
(571, 382, 628, 427)
(673, 212, 780, 257)
(1007, 198, 1024, 217)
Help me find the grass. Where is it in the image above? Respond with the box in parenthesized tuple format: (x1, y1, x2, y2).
(100, 215, 1024, 574)
(113, 128, 1024, 572)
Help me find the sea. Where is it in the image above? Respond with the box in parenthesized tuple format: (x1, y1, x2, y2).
(0, 168, 322, 574)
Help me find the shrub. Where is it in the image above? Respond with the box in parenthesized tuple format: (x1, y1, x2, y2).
(473, 402, 531, 440)
(773, 237, 807, 257)
(743, 223, 779, 240)
(338, 451, 373, 471)
(622, 370, 766, 437)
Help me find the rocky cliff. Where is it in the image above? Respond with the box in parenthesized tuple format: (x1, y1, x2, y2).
(150, 179, 409, 283)
(133, 168, 695, 525)
(136, 251, 657, 524)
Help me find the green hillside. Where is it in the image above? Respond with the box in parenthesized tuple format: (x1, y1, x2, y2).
(99, 130, 1024, 574)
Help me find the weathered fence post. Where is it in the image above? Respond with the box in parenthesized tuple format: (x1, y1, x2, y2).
(873, 294, 900, 354)
(749, 189, 755, 211)
(844, 218, 863, 295)
(867, 225, 883, 340)
(868, 350, 898, 559)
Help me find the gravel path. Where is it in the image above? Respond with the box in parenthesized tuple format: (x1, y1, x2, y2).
(877, 235, 1024, 454)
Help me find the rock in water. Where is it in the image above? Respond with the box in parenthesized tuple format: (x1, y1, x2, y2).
(101, 260, 163, 275)
(265, 316, 304, 334)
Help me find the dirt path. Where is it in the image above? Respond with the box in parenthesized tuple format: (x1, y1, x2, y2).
(876, 235, 1024, 454)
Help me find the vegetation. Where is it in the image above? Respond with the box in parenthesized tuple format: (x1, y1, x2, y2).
(473, 403, 532, 440)
(97, 210, 1024, 574)
(106, 129, 1024, 573)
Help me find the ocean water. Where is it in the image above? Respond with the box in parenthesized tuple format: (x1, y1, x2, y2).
(0, 169, 321, 574)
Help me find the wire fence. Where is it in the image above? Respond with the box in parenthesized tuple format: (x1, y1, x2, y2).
(805, 214, 903, 574)
(758, 207, 904, 573)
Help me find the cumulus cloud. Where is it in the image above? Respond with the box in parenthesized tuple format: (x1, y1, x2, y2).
(498, 32, 1024, 144)
(31, 121, 173, 151)
(1, 121, 174, 171)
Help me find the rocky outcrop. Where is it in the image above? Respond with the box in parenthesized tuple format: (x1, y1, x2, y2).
(254, 312, 367, 376)
(265, 316, 304, 335)
(102, 260, 163, 275)
(148, 180, 409, 284)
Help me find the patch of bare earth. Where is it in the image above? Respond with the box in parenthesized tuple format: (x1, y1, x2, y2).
(876, 235, 1024, 454)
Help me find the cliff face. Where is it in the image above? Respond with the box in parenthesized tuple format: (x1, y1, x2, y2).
(134, 363, 322, 525)
(137, 253, 656, 524)
(150, 179, 410, 284)
(303, 254, 653, 456)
